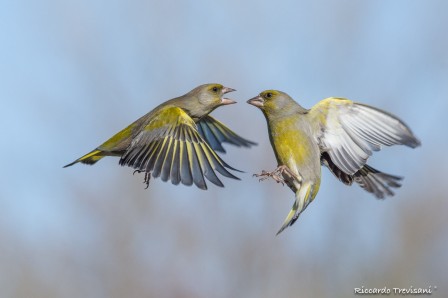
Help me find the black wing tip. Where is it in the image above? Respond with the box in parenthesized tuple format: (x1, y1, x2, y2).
(246, 140, 258, 146)
(407, 137, 421, 148)
(214, 147, 227, 153)
(222, 161, 245, 173)
(229, 139, 258, 148)
(195, 182, 208, 190)
(212, 140, 257, 153)
(230, 175, 241, 181)
(218, 169, 242, 180)
(118, 158, 126, 166)
(209, 180, 225, 188)
(379, 174, 403, 184)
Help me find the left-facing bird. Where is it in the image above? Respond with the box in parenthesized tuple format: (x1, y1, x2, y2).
(64, 83, 256, 190)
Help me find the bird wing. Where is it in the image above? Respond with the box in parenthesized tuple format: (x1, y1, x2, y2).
(321, 151, 402, 199)
(196, 115, 257, 153)
(119, 106, 240, 190)
(353, 164, 402, 199)
(309, 97, 421, 175)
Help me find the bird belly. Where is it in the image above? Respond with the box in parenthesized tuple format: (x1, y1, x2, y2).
(270, 123, 321, 184)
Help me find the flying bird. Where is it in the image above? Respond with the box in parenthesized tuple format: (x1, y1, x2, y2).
(64, 83, 256, 190)
(247, 90, 420, 234)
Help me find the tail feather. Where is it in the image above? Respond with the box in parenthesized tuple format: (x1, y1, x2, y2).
(63, 149, 104, 168)
(276, 182, 313, 235)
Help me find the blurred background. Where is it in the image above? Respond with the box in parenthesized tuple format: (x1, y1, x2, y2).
(1, 0, 447, 297)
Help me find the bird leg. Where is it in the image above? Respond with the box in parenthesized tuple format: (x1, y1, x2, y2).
(133, 170, 151, 189)
(253, 165, 300, 186)
(253, 169, 285, 185)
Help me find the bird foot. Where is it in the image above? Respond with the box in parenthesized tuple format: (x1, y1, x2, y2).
(253, 165, 302, 186)
(133, 170, 151, 189)
(253, 169, 285, 185)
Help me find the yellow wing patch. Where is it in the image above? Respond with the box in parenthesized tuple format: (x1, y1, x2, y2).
(144, 106, 196, 132)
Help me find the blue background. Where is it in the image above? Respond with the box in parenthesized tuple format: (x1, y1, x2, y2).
(1, 0, 447, 297)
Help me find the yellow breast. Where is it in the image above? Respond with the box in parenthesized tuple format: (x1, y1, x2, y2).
(268, 116, 321, 180)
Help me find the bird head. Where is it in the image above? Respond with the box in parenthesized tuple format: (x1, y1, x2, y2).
(247, 90, 293, 115)
(197, 83, 236, 106)
(182, 83, 236, 119)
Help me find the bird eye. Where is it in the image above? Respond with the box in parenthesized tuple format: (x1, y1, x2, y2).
(265, 92, 272, 99)
(212, 86, 218, 93)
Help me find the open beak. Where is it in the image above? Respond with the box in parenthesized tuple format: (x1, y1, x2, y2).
(221, 86, 237, 105)
(247, 95, 264, 108)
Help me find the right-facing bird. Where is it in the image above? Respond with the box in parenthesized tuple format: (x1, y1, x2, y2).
(64, 83, 256, 190)
(247, 90, 421, 235)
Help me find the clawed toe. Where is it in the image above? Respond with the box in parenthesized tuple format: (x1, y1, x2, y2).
(253, 165, 302, 186)
(143, 172, 151, 189)
(133, 170, 151, 189)
(253, 169, 285, 185)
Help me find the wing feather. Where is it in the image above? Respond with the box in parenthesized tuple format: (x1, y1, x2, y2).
(185, 132, 206, 190)
(193, 141, 223, 187)
(151, 138, 170, 178)
(160, 138, 175, 182)
(169, 140, 181, 185)
(119, 106, 240, 189)
(143, 141, 162, 173)
(179, 136, 193, 186)
(321, 152, 403, 199)
(197, 120, 225, 152)
(311, 98, 421, 175)
(197, 116, 256, 153)
(197, 142, 240, 180)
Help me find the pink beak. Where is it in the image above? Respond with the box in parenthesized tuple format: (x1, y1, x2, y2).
(247, 95, 264, 108)
(221, 87, 237, 105)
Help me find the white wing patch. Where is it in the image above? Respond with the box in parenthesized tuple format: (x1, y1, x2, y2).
(315, 99, 420, 175)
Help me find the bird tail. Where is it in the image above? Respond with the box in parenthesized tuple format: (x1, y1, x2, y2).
(63, 149, 104, 168)
(276, 182, 314, 235)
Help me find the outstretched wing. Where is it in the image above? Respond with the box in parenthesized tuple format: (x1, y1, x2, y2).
(309, 97, 421, 175)
(119, 106, 240, 190)
(197, 115, 257, 153)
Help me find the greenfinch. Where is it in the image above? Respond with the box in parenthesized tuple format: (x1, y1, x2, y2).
(247, 90, 421, 234)
(65, 83, 256, 190)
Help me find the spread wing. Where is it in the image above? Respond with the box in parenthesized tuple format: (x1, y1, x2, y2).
(119, 106, 240, 190)
(197, 116, 257, 153)
(310, 97, 421, 175)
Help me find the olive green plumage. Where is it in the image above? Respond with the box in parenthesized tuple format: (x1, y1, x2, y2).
(248, 90, 421, 234)
(64, 83, 256, 190)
